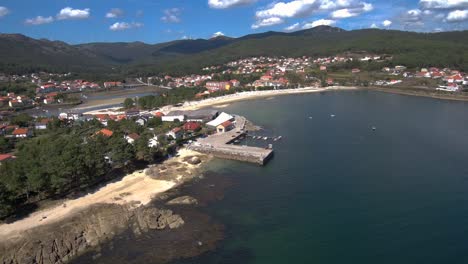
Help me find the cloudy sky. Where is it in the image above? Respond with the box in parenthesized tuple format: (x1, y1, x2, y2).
(0, 0, 466, 43)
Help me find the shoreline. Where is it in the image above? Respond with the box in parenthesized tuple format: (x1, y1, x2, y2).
(369, 86, 468, 102)
(161, 86, 358, 112)
(0, 148, 208, 241)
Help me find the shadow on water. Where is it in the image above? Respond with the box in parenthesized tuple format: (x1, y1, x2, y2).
(72, 170, 234, 264)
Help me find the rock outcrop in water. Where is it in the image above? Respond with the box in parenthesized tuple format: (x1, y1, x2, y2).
(0, 204, 183, 264)
(166, 196, 198, 205)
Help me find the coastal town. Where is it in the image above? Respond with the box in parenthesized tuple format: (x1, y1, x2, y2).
(1, 52, 468, 167)
(1, 52, 468, 263)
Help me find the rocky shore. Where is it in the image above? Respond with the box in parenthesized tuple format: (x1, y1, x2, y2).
(0, 149, 216, 264)
(0, 204, 183, 264)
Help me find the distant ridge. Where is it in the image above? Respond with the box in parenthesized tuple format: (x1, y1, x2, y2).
(0, 26, 467, 74)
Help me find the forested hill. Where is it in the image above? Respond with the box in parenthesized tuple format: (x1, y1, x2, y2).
(0, 26, 467, 75)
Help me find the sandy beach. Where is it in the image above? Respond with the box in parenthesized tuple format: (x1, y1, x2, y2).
(0, 149, 204, 240)
(162, 86, 357, 112)
(79, 86, 357, 115)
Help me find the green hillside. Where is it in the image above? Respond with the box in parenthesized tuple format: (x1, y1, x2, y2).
(0, 26, 467, 75)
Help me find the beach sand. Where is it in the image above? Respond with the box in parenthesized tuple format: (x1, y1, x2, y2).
(0, 149, 204, 240)
(161, 86, 357, 112)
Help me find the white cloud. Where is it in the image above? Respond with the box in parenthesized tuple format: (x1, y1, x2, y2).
(57, 7, 90, 20)
(255, 0, 321, 19)
(208, 0, 257, 9)
(109, 22, 143, 31)
(255, 0, 371, 19)
(419, 0, 468, 10)
(446, 9, 468, 22)
(284, 22, 300, 31)
(302, 19, 336, 29)
(25, 16, 54, 25)
(370, 23, 378, 28)
(212, 31, 225, 37)
(382, 20, 392, 27)
(0, 6, 9, 17)
(400, 9, 423, 23)
(106, 8, 124, 18)
(331, 3, 373, 18)
(161, 8, 181, 23)
(251, 17, 285, 29)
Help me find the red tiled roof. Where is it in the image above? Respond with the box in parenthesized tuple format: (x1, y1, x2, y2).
(220, 121, 232, 128)
(12, 128, 28, 135)
(183, 122, 201, 131)
(96, 129, 113, 137)
(0, 154, 13, 161)
(127, 133, 140, 140)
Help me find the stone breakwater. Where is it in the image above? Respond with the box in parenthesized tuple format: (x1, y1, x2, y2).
(188, 144, 273, 165)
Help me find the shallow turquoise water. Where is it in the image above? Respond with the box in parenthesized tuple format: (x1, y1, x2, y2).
(176, 90, 468, 264)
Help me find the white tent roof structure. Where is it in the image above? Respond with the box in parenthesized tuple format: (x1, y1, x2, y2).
(206, 112, 234, 127)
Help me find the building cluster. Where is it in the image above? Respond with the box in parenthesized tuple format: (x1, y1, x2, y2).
(164, 75, 212, 88)
(380, 66, 468, 91)
(0, 93, 34, 108)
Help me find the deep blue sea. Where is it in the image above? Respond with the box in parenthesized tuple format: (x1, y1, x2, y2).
(176, 90, 468, 264)
(75, 90, 468, 264)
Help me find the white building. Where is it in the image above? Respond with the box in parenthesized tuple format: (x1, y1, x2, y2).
(161, 111, 185, 122)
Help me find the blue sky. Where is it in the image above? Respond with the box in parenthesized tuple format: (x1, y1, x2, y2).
(0, 0, 466, 44)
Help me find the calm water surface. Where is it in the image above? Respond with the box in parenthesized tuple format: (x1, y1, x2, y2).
(175, 90, 468, 264)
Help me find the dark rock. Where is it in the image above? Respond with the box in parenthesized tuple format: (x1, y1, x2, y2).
(187, 156, 201, 165)
(167, 196, 198, 205)
(0, 204, 184, 264)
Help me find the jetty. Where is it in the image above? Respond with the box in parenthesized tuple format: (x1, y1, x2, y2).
(188, 115, 273, 165)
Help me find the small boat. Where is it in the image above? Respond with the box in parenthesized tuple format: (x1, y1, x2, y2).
(308, 116, 313, 119)
(372, 126, 377, 131)
(277, 136, 282, 140)
(330, 114, 335, 118)
(263, 137, 268, 140)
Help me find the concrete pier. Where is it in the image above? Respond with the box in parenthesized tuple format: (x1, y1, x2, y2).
(188, 115, 273, 165)
(188, 144, 273, 165)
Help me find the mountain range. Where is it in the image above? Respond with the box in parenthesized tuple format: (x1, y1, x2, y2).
(0, 26, 467, 75)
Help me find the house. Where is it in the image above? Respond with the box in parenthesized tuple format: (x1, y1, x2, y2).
(230, 79, 241, 87)
(351, 68, 361, 73)
(96, 128, 113, 137)
(0, 154, 14, 164)
(103, 81, 122, 88)
(320, 65, 327, 71)
(166, 127, 183, 140)
(136, 117, 148, 126)
(207, 112, 234, 127)
(148, 135, 160, 148)
(12, 128, 32, 138)
(205, 81, 231, 92)
(217, 121, 234, 133)
(183, 122, 202, 132)
(125, 109, 140, 118)
(35, 119, 51, 130)
(162, 111, 185, 122)
(185, 109, 219, 122)
(154, 112, 165, 118)
(124, 133, 140, 144)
